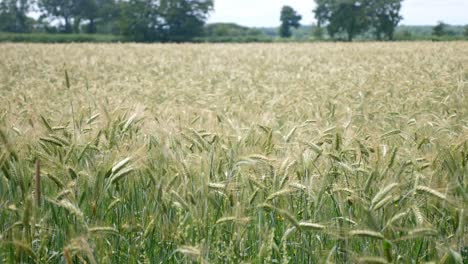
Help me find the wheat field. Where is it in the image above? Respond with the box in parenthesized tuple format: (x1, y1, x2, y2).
(0, 43, 467, 263)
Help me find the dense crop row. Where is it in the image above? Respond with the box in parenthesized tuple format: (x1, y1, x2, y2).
(0, 43, 467, 263)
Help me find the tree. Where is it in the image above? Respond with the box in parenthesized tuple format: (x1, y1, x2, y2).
(119, 0, 212, 42)
(314, 0, 371, 41)
(464, 25, 468, 38)
(119, 0, 160, 41)
(38, 0, 78, 33)
(313, 0, 331, 28)
(334, 1, 370, 41)
(432, 21, 447, 37)
(279, 5, 301, 38)
(314, 0, 403, 41)
(158, 0, 213, 41)
(75, 0, 98, 33)
(38, 0, 115, 33)
(370, 0, 402, 40)
(75, 0, 118, 33)
(0, 0, 32, 32)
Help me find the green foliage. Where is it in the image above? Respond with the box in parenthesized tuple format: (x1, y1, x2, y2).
(393, 25, 466, 41)
(314, 0, 403, 41)
(37, 0, 120, 34)
(204, 23, 263, 37)
(312, 24, 324, 39)
(194, 35, 274, 43)
(370, 0, 402, 40)
(159, 0, 213, 42)
(76, 0, 99, 33)
(119, 0, 213, 42)
(334, 1, 370, 40)
(433, 21, 449, 37)
(394, 29, 413, 40)
(0, 32, 123, 42)
(279, 5, 301, 38)
(256, 24, 468, 41)
(118, 0, 161, 42)
(199, 23, 269, 42)
(0, 0, 32, 33)
(314, 0, 371, 41)
(38, 0, 77, 33)
(431, 21, 462, 40)
(0, 0, 466, 42)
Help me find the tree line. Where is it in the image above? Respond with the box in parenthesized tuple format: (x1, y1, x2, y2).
(278, 0, 403, 41)
(280, 0, 467, 41)
(314, 0, 403, 41)
(1, 0, 468, 42)
(0, 0, 213, 41)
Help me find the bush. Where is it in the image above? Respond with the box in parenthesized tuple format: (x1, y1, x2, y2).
(0, 32, 124, 43)
(193, 35, 274, 43)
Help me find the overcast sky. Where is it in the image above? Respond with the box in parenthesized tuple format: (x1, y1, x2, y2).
(208, 0, 468, 27)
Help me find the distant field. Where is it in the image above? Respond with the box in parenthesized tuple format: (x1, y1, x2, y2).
(0, 43, 467, 263)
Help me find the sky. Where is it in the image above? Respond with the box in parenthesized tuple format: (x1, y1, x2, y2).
(208, 0, 468, 27)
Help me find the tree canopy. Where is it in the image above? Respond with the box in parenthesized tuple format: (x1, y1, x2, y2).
(370, 0, 402, 40)
(33, 0, 213, 41)
(0, 0, 32, 32)
(314, 0, 403, 41)
(1, 0, 467, 42)
(279, 5, 302, 38)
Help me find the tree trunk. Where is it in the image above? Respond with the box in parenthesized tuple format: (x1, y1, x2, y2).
(73, 17, 81, 33)
(64, 17, 72, 33)
(347, 23, 354, 42)
(388, 30, 394, 41)
(87, 18, 96, 34)
(347, 30, 353, 42)
(376, 32, 382, 41)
